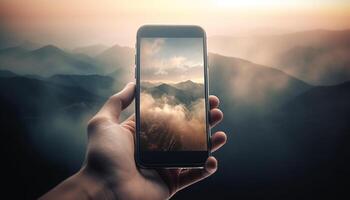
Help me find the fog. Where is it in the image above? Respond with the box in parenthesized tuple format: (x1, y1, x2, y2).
(140, 92, 206, 151)
(208, 30, 350, 85)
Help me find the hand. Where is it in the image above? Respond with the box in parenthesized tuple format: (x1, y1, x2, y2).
(41, 82, 226, 200)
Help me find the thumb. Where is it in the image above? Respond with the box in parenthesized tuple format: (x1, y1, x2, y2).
(176, 156, 217, 192)
(98, 82, 135, 122)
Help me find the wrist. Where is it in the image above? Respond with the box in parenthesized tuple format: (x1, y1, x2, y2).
(40, 166, 115, 200)
(77, 166, 116, 199)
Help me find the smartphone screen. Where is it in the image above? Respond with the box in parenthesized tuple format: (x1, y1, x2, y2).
(139, 37, 207, 152)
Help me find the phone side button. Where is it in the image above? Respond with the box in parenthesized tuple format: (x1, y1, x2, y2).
(134, 67, 136, 79)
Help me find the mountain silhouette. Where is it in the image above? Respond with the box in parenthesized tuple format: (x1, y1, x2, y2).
(31, 45, 67, 58)
(176, 55, 350, 200)
(208, 53, 311, 118)
(0, 75, 105, 199)
(96, 44, 134, 74)
(209, 29, 350, 85)
(49, 74, 116, 97)
(144, 81, 204, 106)
(265, 81, 350, 199)
(0, 69, 17, 77)
(72, 44, 109, 57)
(0, 76, 103, 115)
(0, 46, 27, 57)
(0, 45, 101, 76)
(140, 81, 163, 88)
(29, 45, 99, 75)
(276, 44, 350, 85)
(172, 80, 204, 90)
(1, 39, 349, 199)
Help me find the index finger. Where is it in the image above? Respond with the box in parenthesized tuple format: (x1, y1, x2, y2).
(97, 82, 135, 123)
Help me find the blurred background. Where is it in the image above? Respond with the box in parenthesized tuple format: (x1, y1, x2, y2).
(1, 0, 349, 199)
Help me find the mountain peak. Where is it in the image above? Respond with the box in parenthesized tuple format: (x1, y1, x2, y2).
(183, 80, 194, 84)
(158, 83, 171, 88)
(172, 80, 203, 91)
(31, 45, 67, 57)
(33, 45, 63, 53)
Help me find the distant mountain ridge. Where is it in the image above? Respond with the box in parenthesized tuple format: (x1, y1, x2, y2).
(0, 69, 17, 77)
(49, 74, 116, 97)
(284, 80, 350, 114)
(143, 80, 204, 106)
(95, 44, 134, 74)
(208, 53, 312, 114)
(3, 29, 350, 85)
(0, 76, 103, 116)
(1, 39, 350, 199)
(0, 45, 101, 76)
(209, 29, 350, 85)
(72, 44, 109, 57)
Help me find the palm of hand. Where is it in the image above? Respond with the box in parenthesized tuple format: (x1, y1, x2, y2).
(85, 117, 169, 200)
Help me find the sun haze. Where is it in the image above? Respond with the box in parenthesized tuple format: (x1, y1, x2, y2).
(1, 0, 350, 48)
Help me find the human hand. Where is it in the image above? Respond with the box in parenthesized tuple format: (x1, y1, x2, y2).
(41, 82, 226, 200)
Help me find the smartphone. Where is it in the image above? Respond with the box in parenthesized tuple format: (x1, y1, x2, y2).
(135, 25, 210, 168)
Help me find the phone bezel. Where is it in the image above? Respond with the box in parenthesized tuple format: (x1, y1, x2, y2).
(135, 25, 211, 168)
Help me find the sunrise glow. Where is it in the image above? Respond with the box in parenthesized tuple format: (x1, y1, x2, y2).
(1, 0, 349, 47)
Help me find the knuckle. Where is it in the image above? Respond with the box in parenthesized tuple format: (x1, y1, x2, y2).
(87, 116, 110, 133)
(108, 94, 121, 104)
(108, 93, 123, 108)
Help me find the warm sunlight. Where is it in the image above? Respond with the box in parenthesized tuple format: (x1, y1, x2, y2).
(1, 0, 349, 47)
(2, 0, 350, 199)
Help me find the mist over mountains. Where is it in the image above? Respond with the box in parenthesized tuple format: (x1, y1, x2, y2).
(72, 44, 109, 57)
(209, 29, 350, 85)
(140, 81, 206, 151)
(1, 29, 350, 199)
(142, 80, 204, 106)
(0, 43, 134, 78)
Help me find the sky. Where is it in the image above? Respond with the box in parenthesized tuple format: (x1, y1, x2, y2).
(1, 0, 350, 48)
(140, 38, 204, 83)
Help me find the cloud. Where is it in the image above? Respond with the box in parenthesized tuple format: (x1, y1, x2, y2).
(169, 56, 187, 70)
(142, 55, 204, 82)
(141, 38, 165, 56)
(140, 38, 204, 82)
(140, 92, 207, 151)
(154, 68, 168, 75)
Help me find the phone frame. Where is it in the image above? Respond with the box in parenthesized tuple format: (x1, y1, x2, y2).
(135, 25, 211, 168)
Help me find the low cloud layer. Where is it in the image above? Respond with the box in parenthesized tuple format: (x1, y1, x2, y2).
(140, 92, 207, 151)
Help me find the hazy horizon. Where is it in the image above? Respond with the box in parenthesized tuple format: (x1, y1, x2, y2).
(1, 0, 349, 198)
(2, 28, 350, 50)
(1, 0, 350, 48)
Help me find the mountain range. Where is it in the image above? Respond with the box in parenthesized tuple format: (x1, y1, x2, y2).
(209, 29, 350, 85)
(2, 29, 350, 85)
(0, 43, 134, 78)
(0, 45, 98, 76)
(72, 44, 109, 57)
(142, 80, 204, 106)
(1, 29, 350, 199)
(175, 54, 350, 200)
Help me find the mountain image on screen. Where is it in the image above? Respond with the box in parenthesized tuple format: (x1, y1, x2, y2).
(140, 80, 206, 151)
(139, 37, 207, 151)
